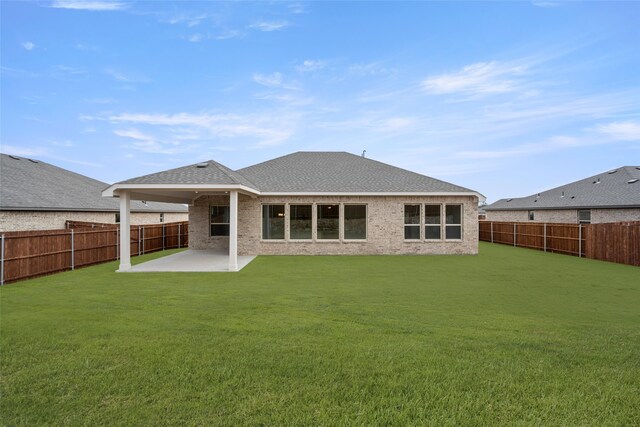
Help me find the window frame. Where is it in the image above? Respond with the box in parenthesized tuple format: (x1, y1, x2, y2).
(289, 204, 313, 241)
(424, 204, 443, 241)
(262, 204, 286, 240)
(578, 209, 591, 224)
(404, 204, 422, 241)
(316, 204, 341, 241)
(444, 204, 463, 241)
(528, 210, 535, 221)
(210, 205, 230, 237)
(343, 204, 368, 241)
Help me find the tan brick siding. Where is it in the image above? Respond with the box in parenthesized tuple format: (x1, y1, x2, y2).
(0, 211, 188, 232)
(189, 194, 479, 255)
(485, 208, 640, 224)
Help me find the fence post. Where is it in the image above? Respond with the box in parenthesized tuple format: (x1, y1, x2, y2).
(513, 223, 517, 247)
(578, 224, 582, 258)
(142, 226, 145, 254)
(490, 222, 494, 243)
(1, 234, 5, 286)
(116, 227, 119, 260)
(138, 226, 141, 256)
(543, 223, 547, 252)
(178, 223, 181, 248)
(162, 223, 165, 251)
(70, 229, 75, 270)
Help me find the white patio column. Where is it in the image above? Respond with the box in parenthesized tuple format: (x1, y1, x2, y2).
(229, 190, 239, 272)
(117, 191, 131, 271)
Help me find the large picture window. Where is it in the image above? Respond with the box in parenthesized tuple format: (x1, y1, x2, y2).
(404, 204, 421, 240)
(317, 204, 339, 239)
(344, 204, 367, 240)
(210, 205, 230, 237)
(262, 205, 285, 240)
(290, 204, 312, 239)
(424, 204, 442, 240)
(445, 205, 462, 240)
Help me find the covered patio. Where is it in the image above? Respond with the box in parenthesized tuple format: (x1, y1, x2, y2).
(128, 249, 256, 272)
(101, 159, 261, 273)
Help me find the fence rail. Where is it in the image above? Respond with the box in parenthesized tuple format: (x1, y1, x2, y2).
(0, 221, 188, 284)
(480, 221, 640, 267)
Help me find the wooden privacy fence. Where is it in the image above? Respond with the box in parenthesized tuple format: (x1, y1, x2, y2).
(480, 221, 640, 267)
(0, 221, 188, 284)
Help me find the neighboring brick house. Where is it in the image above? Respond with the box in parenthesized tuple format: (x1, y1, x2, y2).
(485, 166, 640, 224)
(103, 152, 483, 271)
(0, 153, 188, 232)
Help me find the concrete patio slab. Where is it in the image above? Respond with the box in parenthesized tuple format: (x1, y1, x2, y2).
(127, 250, 256, 272)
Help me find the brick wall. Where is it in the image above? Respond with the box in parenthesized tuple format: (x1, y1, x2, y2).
(189, 194, 479, 255)
(485, 208, 640, 224)
(0, 210, 188, 232)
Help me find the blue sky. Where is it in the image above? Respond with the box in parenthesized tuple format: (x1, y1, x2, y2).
(2, 1, 639, 203)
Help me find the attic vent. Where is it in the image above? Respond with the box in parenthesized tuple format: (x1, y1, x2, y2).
(628, 179, 639, 184)
(506, 198, 513, 202)
(9, 155, 20, 160)
(561, 191, 565, 198)
(196, 162, 208, 168)
(28, 158, 39, 163)
(608, 169, 617, 174)
(570, 196, 575, 199)
(593, 178, 600, 184)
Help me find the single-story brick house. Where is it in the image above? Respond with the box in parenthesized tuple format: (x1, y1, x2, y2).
(103, 152, 483, 271)
(0, 153, 188, 232)
(485, 166, 640, 224)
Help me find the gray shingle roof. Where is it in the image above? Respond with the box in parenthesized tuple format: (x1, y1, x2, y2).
(118, 159, 258, 188)
(238, 152, 477, 193)
(485, 166, 640, 211)
(0, 154, 187, 212)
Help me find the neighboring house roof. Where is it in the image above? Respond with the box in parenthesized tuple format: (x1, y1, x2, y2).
(0, 154, 188, 213)
(486, 166, 640, 211)
(108, 151, 480, 196)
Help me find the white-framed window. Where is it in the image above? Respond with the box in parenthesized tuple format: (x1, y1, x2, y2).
(262, 204, 285, 240)
(528, 211, 535, 221)
(404, 204, 421, 240)
(578, 209, 591, 224)
(317, 204, 340, 240)
(344, 204, 367, 240)
(424, 204, 442, 240)
(290, 204, 312, 240)
(210, 205, 230, 237)
(445, 204, 463, 240)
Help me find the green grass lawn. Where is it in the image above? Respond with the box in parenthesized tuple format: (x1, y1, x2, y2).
(1, 243, 639, 426)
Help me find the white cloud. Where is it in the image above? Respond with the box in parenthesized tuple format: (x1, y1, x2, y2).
(422, 61, 527, 96)
(348, 62, 397, 77)
(22, 41, 35, 51)
(288, 3, 306, 14)
(215, 29, 242, 40)
(187, 34, 204, 43)
(253, 72, 283, 87)
(296, 60, 326, 73)
(56, 65, 85, 75)
(107, 111, 296, 147)
(594, 121, 640, 141)
(50, 1, 128, 11)
(250, 21, 289, 32)
(105, 68, 149, 83)
(51, 140, 74, 147)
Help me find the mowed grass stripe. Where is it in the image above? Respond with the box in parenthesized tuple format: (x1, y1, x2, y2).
(1, 243, 639, 425)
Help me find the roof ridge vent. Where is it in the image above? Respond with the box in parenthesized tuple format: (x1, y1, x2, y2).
(28, 158, 39, 163)
(628, 178, 639, 184)
(196, 162, 209, 168)
(608, 169, 617, 174)
(9, 155, 21, 160)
